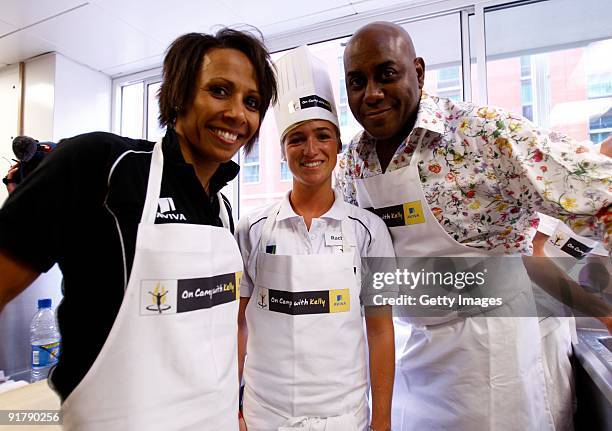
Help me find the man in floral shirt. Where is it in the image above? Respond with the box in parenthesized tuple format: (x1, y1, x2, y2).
(336, 21, 611, 431)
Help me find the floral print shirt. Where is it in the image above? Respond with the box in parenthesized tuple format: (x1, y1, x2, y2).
(335, 91, 611, 254)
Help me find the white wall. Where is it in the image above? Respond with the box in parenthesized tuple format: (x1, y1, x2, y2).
(22, 52, 111, 143)
(0, 64, 20, 205)
(23, 54, 55, 141)
(53, 53, 111, 141)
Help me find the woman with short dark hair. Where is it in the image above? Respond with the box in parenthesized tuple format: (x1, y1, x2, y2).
(158, 29, 277, 154)
(0, 27, 277, 431)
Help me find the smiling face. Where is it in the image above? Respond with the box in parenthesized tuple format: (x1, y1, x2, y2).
(283, 119, 340, 190)
(344, 23, 425, 147)
(174, 48, 261, 170)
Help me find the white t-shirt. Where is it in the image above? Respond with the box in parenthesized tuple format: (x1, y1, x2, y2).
(235, 191, 396, 299)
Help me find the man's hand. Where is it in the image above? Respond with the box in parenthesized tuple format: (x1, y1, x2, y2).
(597, 316, 612, 335)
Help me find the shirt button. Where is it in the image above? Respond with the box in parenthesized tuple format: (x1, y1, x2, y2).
(309, 234, 316, 240)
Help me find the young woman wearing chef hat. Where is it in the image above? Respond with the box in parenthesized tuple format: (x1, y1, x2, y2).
(235, 46, 396, 431)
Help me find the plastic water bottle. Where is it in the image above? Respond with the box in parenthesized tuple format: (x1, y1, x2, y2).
(30, 299, 60, 382)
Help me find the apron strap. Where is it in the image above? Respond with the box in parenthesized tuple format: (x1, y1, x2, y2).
(140, 139, 164, 225)
(259, 201, 283, 253)
(140, 139, 234, 232)
(218, 192, 233, 232)
(339, 217, 353, 254)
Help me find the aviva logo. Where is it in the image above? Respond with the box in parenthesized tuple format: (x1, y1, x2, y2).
(402, 200, 425, 225)
(158, 197, 176, 213)
(157, 197, 187, 221)
(329, 289, 350, 313)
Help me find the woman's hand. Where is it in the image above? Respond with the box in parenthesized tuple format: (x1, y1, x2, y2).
(239, 414, 248, 431)
(365, 306, 394, 431)
(3, 163, 20, 194)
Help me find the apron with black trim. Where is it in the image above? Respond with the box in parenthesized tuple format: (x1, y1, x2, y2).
(243, 202, 369, 431)
(354, 132, 554, 431)
(61, 140, 242, 430)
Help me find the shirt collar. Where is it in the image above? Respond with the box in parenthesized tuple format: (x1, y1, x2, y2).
(276, 189, 347, 222)
(413, 90, 446, 136)
(161, 127, 240, 193)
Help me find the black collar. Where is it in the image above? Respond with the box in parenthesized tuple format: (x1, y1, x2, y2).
(161, 127, 240, 194)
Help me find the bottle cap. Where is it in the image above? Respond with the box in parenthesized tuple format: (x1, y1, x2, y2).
(37, 298, 52, 309)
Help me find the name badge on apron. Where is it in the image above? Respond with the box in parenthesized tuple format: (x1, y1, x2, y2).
(139, 272, 242, 315)
(255, 286, 350, 315)
(325, 232, 343, 246)
(366, 200, 426, 227)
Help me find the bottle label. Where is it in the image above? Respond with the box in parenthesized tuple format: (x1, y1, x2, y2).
(31, 341, 60, 368)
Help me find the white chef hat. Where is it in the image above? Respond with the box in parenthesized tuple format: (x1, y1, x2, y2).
(273, 46, 339, 140)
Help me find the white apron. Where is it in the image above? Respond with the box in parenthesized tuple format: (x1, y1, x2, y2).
(536, 218, 602, 431)
(243, 202, 369, 431)
(354, 132, 554, 431)
(61, 140, 242, 430)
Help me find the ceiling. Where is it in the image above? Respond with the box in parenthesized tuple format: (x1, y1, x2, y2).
(0, 0, 426, 77)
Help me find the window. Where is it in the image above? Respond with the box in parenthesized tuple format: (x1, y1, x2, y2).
(588, 79, 612, 99)
(120, 83, 143, 139)
(332, 49, 360, 149)
(340, 106, 348, 127)
(119, 78, 164, 141)
(589, 109, 612, 144)
(242, 141, 260, 184)
(437, 67, 461, 89)
(586, 40, 612, 144)
(280, 160, 292, 181)
(520, 55, 531, 78)
(338, 55, 348, 105)
(435, 66, 462, 101)
(147, 81, 164, 140)
(519, 56, 534, 121)
(485, 0, 612, 142)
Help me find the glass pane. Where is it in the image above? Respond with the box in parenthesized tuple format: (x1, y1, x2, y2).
(280, 160, 291, 181)
(239, 103, 291, 215)
(147, 81, 165, 140)
(590, 131, 611, 144)
(520, 56, 531, 78)
(522, 105, 533, 122)
(120, 83, 143, 139)
(407, 13, 463, 101)
(485, 0, 612, 142)
(243, 141, 260, 164)
(243, 165, 259, 183)
(520, 80, 532, 105)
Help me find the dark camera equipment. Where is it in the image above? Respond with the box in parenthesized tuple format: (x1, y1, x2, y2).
(3, 136, 57, 186)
